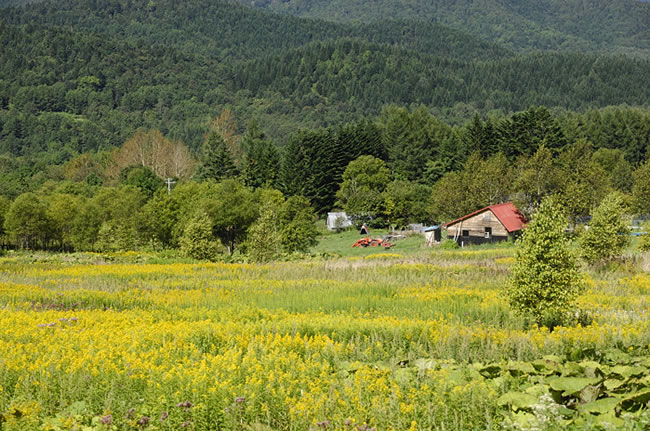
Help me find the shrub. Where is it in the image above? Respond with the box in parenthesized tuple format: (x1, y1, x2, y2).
(580, 192, 630, 265)
(507, 197, 583, 324)
(179, 211, 222, 261)
(439, 239, 459, 249)
(639, 223, 650, 252)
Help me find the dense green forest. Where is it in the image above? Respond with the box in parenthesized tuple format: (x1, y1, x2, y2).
(234, 0, 650, 56)
(0, 0, 510, 61)
(1, 19, 648, 167)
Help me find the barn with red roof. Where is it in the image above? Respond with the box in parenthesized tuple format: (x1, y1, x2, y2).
(441, 202, 527, 246)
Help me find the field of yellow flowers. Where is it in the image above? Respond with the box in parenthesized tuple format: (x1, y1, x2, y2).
(1, 249, 649, 430)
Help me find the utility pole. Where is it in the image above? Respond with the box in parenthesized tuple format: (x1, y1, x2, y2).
(165, 178, 176, 195)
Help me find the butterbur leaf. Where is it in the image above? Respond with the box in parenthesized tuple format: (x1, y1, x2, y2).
(548, 377, 601, 396)
(578, 360, 604, 378)
(498, 392, 537, 411)
(603, 349, 631, 364)
(507, 361, 537, 376)
(479, 364, 502, 378)
(563, 362, 583, 377)
(620, 389, 650, 411)
(523, 384, 549, 397)
(531, 360, 557, 375)
(592, 412, 625, 427)
(603, 379, 626, 391)
(578, 397, 619, 414)
(609, 365, 646, 379)
(511, 411, 537, 427)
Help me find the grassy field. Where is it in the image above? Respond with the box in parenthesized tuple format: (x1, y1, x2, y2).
(0, 235, 649, 430)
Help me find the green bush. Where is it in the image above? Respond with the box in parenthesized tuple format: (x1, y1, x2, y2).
(639, 223, 650, 252)
(179, 211, 222, 261)
(580, 192, 630, 265)
(507, 197, 583, 324)
(439, 239, 459, 250)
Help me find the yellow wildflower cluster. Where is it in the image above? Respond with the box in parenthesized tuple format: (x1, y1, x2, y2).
(0, 251, 647, 430)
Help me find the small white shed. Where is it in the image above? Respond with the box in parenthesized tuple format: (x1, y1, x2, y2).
(327, 212, 353, 231)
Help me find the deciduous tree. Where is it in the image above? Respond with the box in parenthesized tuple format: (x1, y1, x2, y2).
(580, 192, 630, 265)
(507, 197, 582, 324)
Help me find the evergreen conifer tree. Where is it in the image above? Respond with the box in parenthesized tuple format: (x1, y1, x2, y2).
(196, 132, 238, 182)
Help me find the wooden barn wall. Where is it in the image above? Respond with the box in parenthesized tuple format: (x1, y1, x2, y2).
(446, 210, 509, 238)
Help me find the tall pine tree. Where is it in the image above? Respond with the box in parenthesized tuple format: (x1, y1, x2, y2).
(196, 132, 238, 182)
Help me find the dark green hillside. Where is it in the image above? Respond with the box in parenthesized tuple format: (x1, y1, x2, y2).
(1, 21, 649, 164)
(232, 39, 650, 113)
(235, 0, 650, 56)
(0, 0, 509, 61)
(0, 23, 226, 156)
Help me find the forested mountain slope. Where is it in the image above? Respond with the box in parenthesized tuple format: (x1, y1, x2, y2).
(2, 21, 648, 162)
(0, 0, 649, 192)
(0, 0, 509, 61)
(235, 0, 650, 56)
(233, 39, 650, 113)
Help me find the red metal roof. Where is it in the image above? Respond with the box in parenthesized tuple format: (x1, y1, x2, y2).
(442, 202, 527, 233)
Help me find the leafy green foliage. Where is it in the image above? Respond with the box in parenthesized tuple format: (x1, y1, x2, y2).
(246, 190, 284, 263)
(486, 352, 650, 429)
(119, 166, 164, 197)
(639, 224, 650, 252)
(580, 192, 630, 265)
(200, 180, 256, 254)
(383, 180, 432, 228)
(279, 195, 319, 254)
(507, 197, 583, 323)
(429, 152, 512, 221)
(336, 155, 390, 226)
(179, 210, 222, 261)
(3, 192, 49, 249)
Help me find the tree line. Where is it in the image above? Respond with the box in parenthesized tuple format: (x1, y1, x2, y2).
(1, 104, 649, 260)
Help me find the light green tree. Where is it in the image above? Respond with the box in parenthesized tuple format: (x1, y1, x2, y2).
(47, 193, 82, 251)
(4, 193, 51, 249)
(336, 155, 390, 226)
(580, 192, 630, 265)
(383, 180, 432, 229)
(279, 195, 319, 254)
(247, 190, 284, 262)
(179, 210, 221, 261)
(201, 179, 256, 254)
(507, 197, 583, 324)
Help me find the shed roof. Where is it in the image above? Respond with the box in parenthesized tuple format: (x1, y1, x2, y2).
(442, 202, 527, 233)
